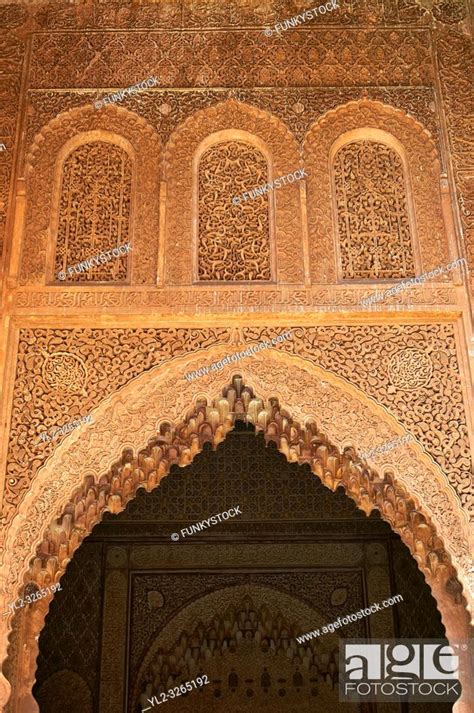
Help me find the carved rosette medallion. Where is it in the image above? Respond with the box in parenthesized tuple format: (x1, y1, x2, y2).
(41, 351, 88, 395)
(388, 348, 433, 391)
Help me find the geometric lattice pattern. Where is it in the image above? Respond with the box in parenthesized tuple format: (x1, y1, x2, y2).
(334, 140, 415, 280)
(54, 141, 132, 282)
(33, 542, 103, 701)
(198, 141, 271, 281)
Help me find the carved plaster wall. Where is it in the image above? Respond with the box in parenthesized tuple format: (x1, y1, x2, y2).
(333, 137, 416, 280)
(3, 324, 470, 532)
(27, 29, 434, 90)
(435, 29, 474, 282)
(0, 2, 472, 712)
(2, 372, 465, 712)
(20, 98, 451, 290)
(1, 0, 472, 283)
(196, 137, 273, 282)
(0, 29, 22, 259)
(0, 345, 471, 640)
(0, 352, 471, 710)
(52, 138, 133, 283)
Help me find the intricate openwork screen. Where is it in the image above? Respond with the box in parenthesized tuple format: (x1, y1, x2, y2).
(54, 141, 132, 282)
(197, 141, 271, 281)
(334, 140, 415, 280)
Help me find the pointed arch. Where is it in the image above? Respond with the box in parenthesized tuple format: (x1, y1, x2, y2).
(0, 346, 471, 710)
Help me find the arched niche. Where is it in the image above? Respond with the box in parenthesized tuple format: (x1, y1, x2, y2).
(47, 131, 135, 285)
(330, 127, 421, 281)
(21, 104, 161, 286)
(161, 99, 304, 286)
(303, 99, 449, 284)
(192, 130, 276, 282)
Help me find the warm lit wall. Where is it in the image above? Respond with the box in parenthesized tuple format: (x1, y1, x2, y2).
(0, 2, 472, 713)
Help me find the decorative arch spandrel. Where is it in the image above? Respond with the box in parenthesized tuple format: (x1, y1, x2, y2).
(304, 100, 449, 284)
(21, 104, 161, 286)
(162, 99, 304, 285)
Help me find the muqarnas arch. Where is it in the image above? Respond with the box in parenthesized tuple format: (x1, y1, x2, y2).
(0, 344, 471, 711)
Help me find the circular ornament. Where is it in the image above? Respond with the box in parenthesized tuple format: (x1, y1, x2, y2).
(388, 348, 433, 391)
(42, 351, 87, 395)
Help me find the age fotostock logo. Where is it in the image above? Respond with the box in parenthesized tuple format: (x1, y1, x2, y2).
(339, 640, 469, 703)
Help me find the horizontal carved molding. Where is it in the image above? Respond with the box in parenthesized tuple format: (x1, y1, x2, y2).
(12, 286, 459, 312)
(0, 1, 468, 33)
